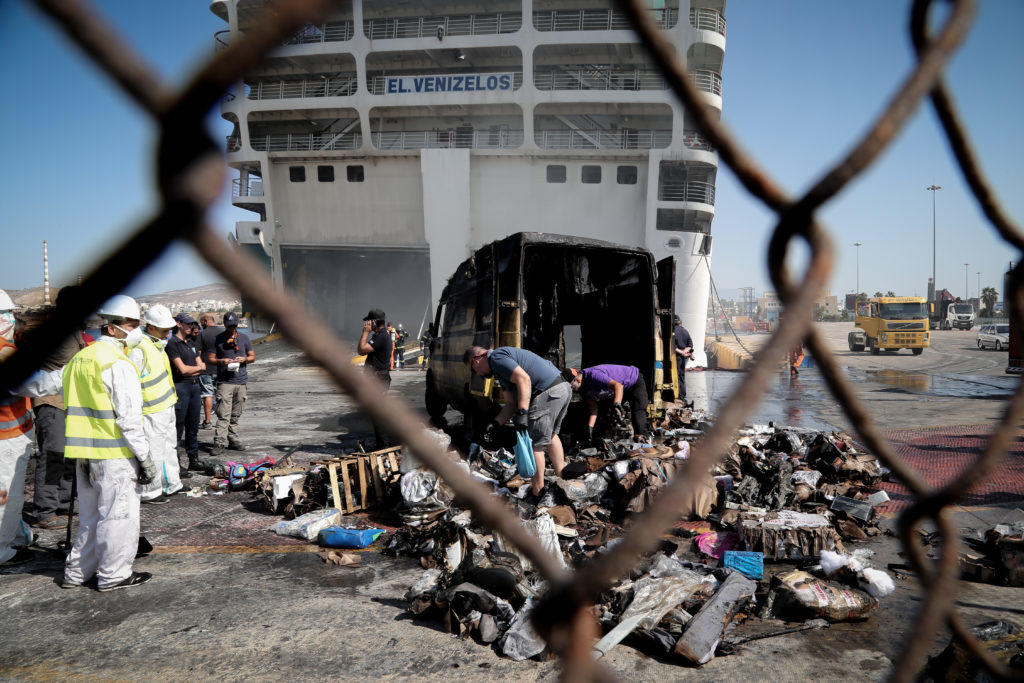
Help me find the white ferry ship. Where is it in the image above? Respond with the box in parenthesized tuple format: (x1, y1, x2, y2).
(213, 0, 725, 365)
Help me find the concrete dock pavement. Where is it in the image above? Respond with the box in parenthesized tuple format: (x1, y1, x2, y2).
(1, 333, 1021, 680)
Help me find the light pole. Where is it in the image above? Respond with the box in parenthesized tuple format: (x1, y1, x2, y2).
(964, 263, 969, 300)
(854, 241, 862, 297)
(976, 271, 981, 300)
(927, 185, 941, 295)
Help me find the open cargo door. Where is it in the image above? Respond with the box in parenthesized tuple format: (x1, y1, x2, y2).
(656, 256, 678, 403)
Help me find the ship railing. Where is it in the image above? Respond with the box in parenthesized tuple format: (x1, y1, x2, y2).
(251, 132, 364, 152)
(217, 21, 354, 51)
(690, 69, 722, 96)
(534, 67, 667, 91)
(658, 180, 716, 204)
(689, 7, 726, 35)
(370, 129, 524, 150)
(682, 129, 715, 152)
(247, 75, 358, 100)
(364, 12, 522, 40)
(283, 20, 354, 45)
(535, 128, 671, 150)
(367, 72, 523, 95)
(232, 178, 264, 198)
(533, 7, 677, 32)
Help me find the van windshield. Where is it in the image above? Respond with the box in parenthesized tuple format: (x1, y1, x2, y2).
(878, 302, 927, 320)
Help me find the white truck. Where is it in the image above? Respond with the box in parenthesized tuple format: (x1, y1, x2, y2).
(941, 301, 975, 330)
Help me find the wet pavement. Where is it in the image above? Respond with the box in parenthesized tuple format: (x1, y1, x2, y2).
(692, 323, 1020, 432)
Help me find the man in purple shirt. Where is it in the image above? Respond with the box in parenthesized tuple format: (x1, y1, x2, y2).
(565, 364, 649, 440)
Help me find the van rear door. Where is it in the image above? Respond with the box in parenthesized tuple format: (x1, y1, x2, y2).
(656, 256, 678, 403)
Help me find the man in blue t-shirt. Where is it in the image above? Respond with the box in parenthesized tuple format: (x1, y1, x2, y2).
(464, 345, 570, 496)
(206, 311, 254, 455)
(565, 364, 649, 440)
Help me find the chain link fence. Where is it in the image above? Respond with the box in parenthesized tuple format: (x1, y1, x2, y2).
(1, 0, 1019, 679)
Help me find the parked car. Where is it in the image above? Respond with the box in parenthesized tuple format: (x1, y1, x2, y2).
(977, 323, 1009, 350)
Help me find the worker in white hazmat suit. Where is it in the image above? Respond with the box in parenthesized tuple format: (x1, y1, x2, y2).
(0, 289, 37, 566)
(19, 294, 158, 590)
(128, 304, 180, 502)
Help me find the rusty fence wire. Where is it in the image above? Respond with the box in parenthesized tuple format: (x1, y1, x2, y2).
(1, 0, 1020, 679)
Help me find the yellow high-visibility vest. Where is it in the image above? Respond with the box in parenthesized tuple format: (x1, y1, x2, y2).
(137, 337, 176, 415)
(63, 341, 137, 460)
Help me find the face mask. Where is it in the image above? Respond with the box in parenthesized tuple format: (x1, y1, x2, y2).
(115, 325, 146, 348)
(0, 312, 14, 340)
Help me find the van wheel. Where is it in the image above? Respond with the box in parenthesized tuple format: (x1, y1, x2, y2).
(912, 348, 923, 355)
(424, 372, 446, 419)
(978, 339, 983, 349)
(996, 341, 1002, 351)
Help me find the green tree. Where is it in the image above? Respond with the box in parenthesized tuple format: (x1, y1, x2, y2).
(873, 291, 884, 298)
(981, 286, 999, 316)
(856, 292, 868, 304)
(885, 290, 896, 297)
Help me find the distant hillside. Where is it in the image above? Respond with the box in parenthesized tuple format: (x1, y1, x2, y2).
(135, 283, 239, 307)
(6, 283, 238, 308)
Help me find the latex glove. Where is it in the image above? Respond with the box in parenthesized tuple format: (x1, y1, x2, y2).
(513, 409, 529, 432)
(137, 457, 158, 486)
(584, 426, 594, 444)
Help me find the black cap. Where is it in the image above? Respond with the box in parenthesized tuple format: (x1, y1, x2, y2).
(673, 315, 681, 325)
(175, 313, 197, 325)
(363, 308, 386, 322)
(223, 311, 239, 327)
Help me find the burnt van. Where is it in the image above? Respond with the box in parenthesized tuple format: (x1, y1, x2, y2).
(424, 232, 678, 429)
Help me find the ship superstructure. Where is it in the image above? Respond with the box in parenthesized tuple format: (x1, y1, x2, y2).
(214, 0, 725, 362)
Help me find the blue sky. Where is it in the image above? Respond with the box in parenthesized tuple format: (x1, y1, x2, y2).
(1, 1, 1021, 302)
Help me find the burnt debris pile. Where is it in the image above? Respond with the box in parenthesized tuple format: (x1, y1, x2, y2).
(382, 408, 906, 665)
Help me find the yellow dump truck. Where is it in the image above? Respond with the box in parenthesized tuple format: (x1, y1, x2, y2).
(848, 296, 930, 355)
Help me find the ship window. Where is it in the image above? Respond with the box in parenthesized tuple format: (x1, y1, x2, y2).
(317, 165, 334, 182)
(617, 166, 638, 184)
(347, 165, 364, 182)
(581, 166, 601, 184)
(546, 165, 566, 183)
(289, 166, 305, 182)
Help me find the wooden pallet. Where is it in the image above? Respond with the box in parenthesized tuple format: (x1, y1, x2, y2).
(313, 446, 402, 514)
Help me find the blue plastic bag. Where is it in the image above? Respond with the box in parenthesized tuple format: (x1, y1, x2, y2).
(318, 526, 385, 549)
(514, 430, 537, 479)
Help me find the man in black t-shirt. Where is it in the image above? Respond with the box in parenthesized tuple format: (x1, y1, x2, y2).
(673, 315, 694, 404)
(167, 313, 206, 474)
(206, 312, 254, 455)
(357, 308, 392, 446)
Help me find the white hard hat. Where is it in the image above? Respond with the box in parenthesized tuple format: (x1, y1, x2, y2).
(144, 304, 176, 329)
(0, 289, 13, 311)
(97, 294, 140, 321)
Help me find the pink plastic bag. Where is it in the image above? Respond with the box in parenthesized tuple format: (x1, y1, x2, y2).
(696, 531, 740, 559)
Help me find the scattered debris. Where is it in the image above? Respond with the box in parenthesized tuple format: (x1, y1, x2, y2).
(951, 513, 1024, 587)
(922, 620, 1024, 681)
(374, 409, 906, 667)
(270, 508, 341, 541)
(320, 550, 362, 567)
